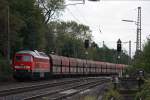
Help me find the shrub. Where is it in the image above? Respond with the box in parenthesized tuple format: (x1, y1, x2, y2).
(0, 58, 13, 81)
(103, 89, 123, 100)
(135, 79, 150, 100)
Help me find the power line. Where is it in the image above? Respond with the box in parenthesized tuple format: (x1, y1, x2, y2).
(74, 6, 103, 33)
(66, 8, 81, 23)
(74, 6, 90, 25)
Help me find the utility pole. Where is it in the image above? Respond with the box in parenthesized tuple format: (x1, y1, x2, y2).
(122, 7, 142, 54)
(136, 7, 141, 52)
(129, 40, 131, 58)
(103, 41, 105, 47)
(102, 41, 106, 61)
(7, 6, 10, 63)
(129, 40, 131, 64)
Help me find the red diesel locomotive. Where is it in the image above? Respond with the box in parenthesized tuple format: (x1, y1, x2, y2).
(12, 50, 126, 80)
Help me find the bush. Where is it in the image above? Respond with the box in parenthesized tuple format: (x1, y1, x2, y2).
(0, 58, 13, 81)
(123, 65, 135, 76)
(103, 89, 123, 100)
(135, 79, 150, 100)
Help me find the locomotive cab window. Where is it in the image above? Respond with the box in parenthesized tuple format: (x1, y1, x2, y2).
(15, 55, 32, 62)
(22, 55, 32, 62)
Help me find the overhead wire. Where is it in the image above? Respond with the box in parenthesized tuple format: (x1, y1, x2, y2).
(74, 6, 90, 25)
(66, 7, 81, 23)
(64, 0, 103, 34)
(73, 5, 102, 33)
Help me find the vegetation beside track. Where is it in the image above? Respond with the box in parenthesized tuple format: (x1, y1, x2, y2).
(103, 78, 150, 100)
(0, 58, 12, 81)
(123, 39, 150, 100)
(135, 79, 150, 100)
(132, 39, 150, 73)
(103, 85, 123, 100)
(80, 96, 97, 100)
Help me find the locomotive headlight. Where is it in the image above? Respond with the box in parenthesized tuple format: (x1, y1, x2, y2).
(24, 66, 30, 69)
(14, 66, 30, 69)
(14, 66, 21, 68)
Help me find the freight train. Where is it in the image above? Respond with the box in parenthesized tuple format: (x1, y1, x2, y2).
(12, 50, 126, 80)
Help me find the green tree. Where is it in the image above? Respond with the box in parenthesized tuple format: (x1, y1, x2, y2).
(18, 0, 46, 49)
(133, 39, 150, 73)
(0, 0, 26, 57)
(47, 21, 92, 57)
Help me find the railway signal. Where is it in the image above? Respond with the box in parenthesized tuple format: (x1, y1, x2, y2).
(84, 39, 89, 49)
(117, 39, 122, 52)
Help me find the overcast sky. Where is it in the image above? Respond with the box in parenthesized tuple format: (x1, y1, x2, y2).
(60, 0, 150, 56)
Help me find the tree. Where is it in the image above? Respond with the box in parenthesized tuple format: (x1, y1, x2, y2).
(0, 0, 8, 57)
(9, 0, 47, 51)
(67, 21, 92, 40)
(0, 0, 26, 57)
(46, 21, 92, 57)
(133, 39, 150, 73)
(0, 0, 51, 57)
(36, 0, 65, 24)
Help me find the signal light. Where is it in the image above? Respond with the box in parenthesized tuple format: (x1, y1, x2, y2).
(84, 39, 89, 49)
(117, 39, 122, 52)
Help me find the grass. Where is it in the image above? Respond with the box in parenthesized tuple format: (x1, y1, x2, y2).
(80, 96, 97, 100)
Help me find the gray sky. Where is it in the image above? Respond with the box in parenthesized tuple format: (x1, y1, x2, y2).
(60, 0, 150, 56)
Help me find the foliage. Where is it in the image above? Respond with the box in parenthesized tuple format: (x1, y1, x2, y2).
(46, 21, 91, 58)
(11, 0, 48, 50)
(49, 21, 92, 40)
(123, 65, 136, 76)
(0, 58, 12, 81)
(80, 96, 97, 100)
(135, 79, 150, 100)
(133, 39, 150, 73)
(103, 89, 123, 100)
(0, 0, 65, 56)
(37, 0, 65, 23)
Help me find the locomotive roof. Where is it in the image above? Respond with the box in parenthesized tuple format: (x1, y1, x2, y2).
(16, 50, 49, 59)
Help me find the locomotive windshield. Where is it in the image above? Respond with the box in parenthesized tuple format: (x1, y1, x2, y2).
(15, 55, 32, 62)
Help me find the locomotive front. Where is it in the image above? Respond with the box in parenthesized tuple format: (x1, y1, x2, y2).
(12, 51, 34, 79)
(12, 50, 50, 80)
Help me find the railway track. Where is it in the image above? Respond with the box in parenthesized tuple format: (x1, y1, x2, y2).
(0, 78, 88, 97)
(23, 78, 109, 100)
(0, 77, 110, 100)
(50, 79, 109, 100)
